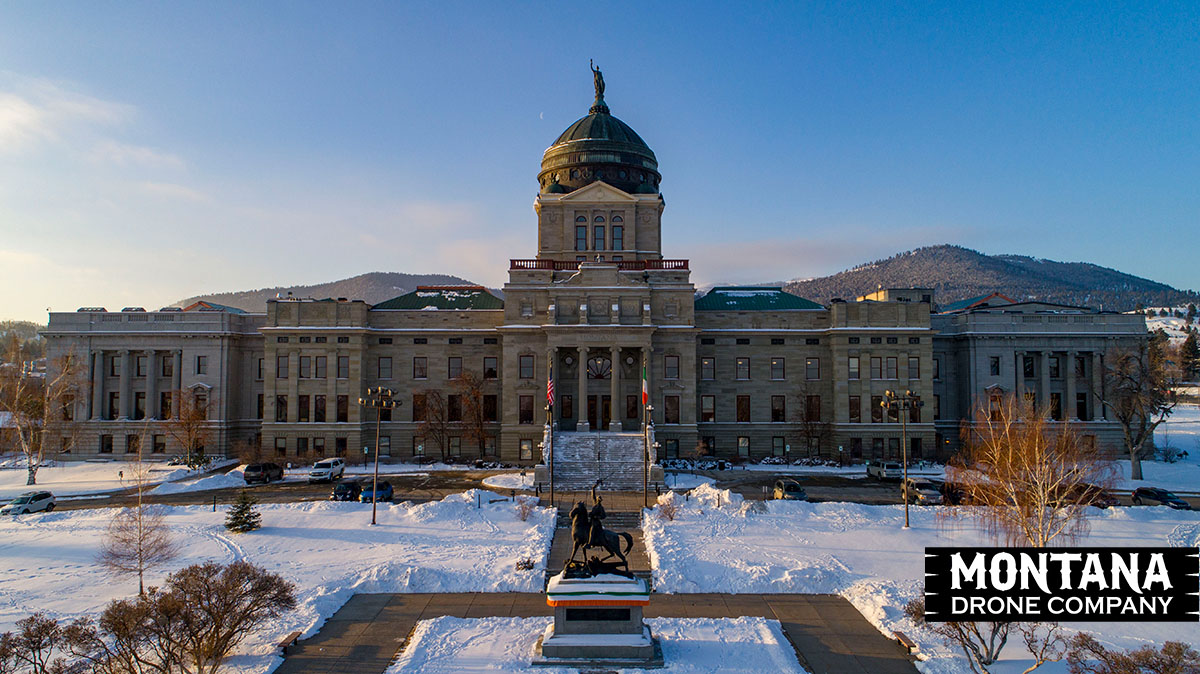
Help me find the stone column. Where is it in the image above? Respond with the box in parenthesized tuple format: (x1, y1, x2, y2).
(610, 346, 622, 431)
(327, 349, 338, 423)
(288, 350, 300, 423)
(172, 350, 183, 418)
(144, 350, 158, 420)
(118, 350, 132, 419)
(1039, 351, 1051, 416)
(90, 350, 104, 420)
(1014, 351, 1025, 401)
(577, 345, 589, 431)
(1065, 350, 1077, 420)
(1092, 351, 1105, 420)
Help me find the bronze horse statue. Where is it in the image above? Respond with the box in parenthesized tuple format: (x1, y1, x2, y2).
(567, 500, 633, 572)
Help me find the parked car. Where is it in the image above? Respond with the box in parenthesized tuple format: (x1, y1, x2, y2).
(1132, 487, 1191, 510)
(360, 480, 394, 503)
(243, 462, 284, 484)
(903, 478, 943, 505)
(330, 481, 363, 502)
(1051, 483, 1120, 509)
(866, 461, 903, 481)
(939, 481, 967, 505)
(773, 479, 807, 501)
(1, 491, 56, 515)
(308, 458, 346, 483)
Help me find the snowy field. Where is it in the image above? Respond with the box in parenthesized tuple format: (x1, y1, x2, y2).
(387, 615, 806, 673)
(0, 489, 555, 673)
(482, 472, 535, 491)
(0, 458, 238, 499)
(644, 484, 1200, 674)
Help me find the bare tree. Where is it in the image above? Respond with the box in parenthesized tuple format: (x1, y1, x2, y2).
(1018, 622, 1066, 674)
(97, 434, 178, 596)
(794, 382, 832, 459)
(454, 371, 490, 459)
(948, 393, 1115, 547)
(417, 389, 450, 460)
(1066, 633, 1200, 674)
(0, 352, 84, 485)
(906, 597, 1009, 674)
(164, 388, 213, 470)
(1098, 342, 1178, 481)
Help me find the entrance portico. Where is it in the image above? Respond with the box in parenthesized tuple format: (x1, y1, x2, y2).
(547, 337, 653, 433)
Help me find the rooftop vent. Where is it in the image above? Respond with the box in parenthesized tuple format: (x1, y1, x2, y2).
(77, 307, 107, 312)
(121, 307, 146, 312)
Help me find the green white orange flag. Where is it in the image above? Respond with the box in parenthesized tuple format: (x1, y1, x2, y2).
(642, 362, 648, 405)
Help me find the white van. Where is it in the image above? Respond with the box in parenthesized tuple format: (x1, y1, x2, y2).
(308, 458, 346, 483)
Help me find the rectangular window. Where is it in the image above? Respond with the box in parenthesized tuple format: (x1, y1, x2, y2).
(771, 357, 785, 380)
(848, 356, 860, 380)
(593, 225, 605, 250)
(107, 392, 119, 420)
(664, 355, 679, 379)
(276, 355, 288, 379)
(887, 400, 899, 423)
(1050, 392, 1063, 421)
(909, 396, 921, 423)
(519, 355, 534, 379)
(1023, 356, 1035, 378)
(133, 392, 146, 420)
(313, 437, 325, 457)
(152, 435, 166, 453)
(1076, 393, 1088, 421)
(611, 225, 623, 250)
(887, 337, 898, 345)
(700, 357, 715, 380)
(412, 337, 426, 345)
(448, 337, 462, 345)
(772, 337, 785, 345)
(625, 395, 637, 419)
(337, 356, 349, 379)
(870, 357, 882, 379)
(771, 395, 786, 422)
(908, 357, 919, 380)
(805, 357, 820, 380)
(483, 357, 498, 379)
(910, 437, 922, 459)
(448, 357, 462, 380)
(520, 439, 533, 461)
(1075, 355, 1087, 378)
(563, 395, 575, 420)
(160, 392, 172, 419)
(700, 395, 715, 422)
(413, 356, 427, 379)
(484, 395, 498, 422)
(665, 438, 679, 459)
(335, 437, 347, 456)
(450, 437, 463, 457)
(484, 337, 498, 345)
(315, 356, 327, 379)
(885, 357, 898, 379)
(314, 395, 326, 422)
(378, 337, 393, 345)
(448, 394, 462, 422)
(162, 354, 174, 378)
(413, 436, 425, 457)
(871, 395, 883, 423)
(888, 437, 900, 459)
(872, 437, 884, 459)
(735, 357, 749, 380)
(296, 437, 308, 458)
(378, 357, 393, 379)
(806, 395, 821, 422)
(315, 336, 326, 343)
(275, 395, 288, 423)
(100, 434, 113, 453)
(736, 395, 750, 422)
(299, 356, 311, 378)
(650, 394, 675, 425)
(989, 356, 1001, 376)
(126, 434, 139, 454)
(772, 437, 785, 457)
(412, 393, 428, 422)
(934, 394, 941, 420)
(737, 436, 750, 458)
(849, 395, 861, 423)
(298, 395, 310, 422)
(519, 395, 534, 424)
(135, 355, 147, 377)
(933, 358, 940, 380)
(195, 355, 207, 375)
(336, 395, 348, 423)
(575, 225, 587, 251)
(381, 436, 392, 456)
(1049, 357, 1061, 379)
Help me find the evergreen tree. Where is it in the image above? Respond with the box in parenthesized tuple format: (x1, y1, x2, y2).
(1159, 308, 1170, 317)
(224, 490, 261, 533)
(1187, 303, 1196, 325)
(1181, 332, 1200, 381)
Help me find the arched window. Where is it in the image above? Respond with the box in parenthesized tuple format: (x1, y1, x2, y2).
(611, 215, 623, 223)
(587, 357, 612, 380)
(594, 216, 605, 222)
(575, 216, 586, 223)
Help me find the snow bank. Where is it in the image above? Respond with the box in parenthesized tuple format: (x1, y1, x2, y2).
(0, 490, 555, 674)
(387, 616, 805, 673)
(643, 496, 1200, 673)
(149, 470, 247, 494)
(0, 459, 236, 499)
(482, 472, 535, 491)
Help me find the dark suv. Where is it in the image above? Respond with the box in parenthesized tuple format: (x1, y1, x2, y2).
(243, 462, 284, 484)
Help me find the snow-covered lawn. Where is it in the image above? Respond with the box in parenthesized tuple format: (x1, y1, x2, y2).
(0, 489, 555, 673)
(663, 472, 715, 490)
(644, 485, 1200, 674)
(482, 472, 535, 491)
(387, 615, 805, 673)
(0, 458, 237, 499)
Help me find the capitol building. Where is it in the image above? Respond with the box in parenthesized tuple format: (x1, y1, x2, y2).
(42, 72, 1146, 467)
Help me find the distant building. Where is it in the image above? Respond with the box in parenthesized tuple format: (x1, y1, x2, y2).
(41, 74, 1146, 465)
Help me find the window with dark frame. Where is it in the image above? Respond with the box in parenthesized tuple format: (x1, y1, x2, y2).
(870, 357, 882, 379)
(849, 395, 861, 423)
(378, 357, 392, 379)
(908, 356, 919, 379)
(885, 357, 898, 379)
(736, 395, 750, 422)
(315, 356, 327, 379)
(275, 395, 288, 422)
(871, 395, 883, 423)
(664, 355, 679, 379)
(337, 356, 349, 378)
(518, 395, 534, 424)
(735, 357, 749, 380)
(520, 439, 533, 461)
(575, 224, 587, 251)
(412, 394, 427, 422)
(806, 395, 821, 422)
(700, 395, 715, 422)
(195, 355, 207, 375)
(989, 356, 1001, 376)
(314, 395, 326, 422)
(162, 354, 174, 378)
(805, 357, 819, 380)
(700, 357, 715, 380)
(298, 396, 311, 423)
(448, 357, 463, 380)
(519, 355, 534, 379)
(848, 356, 860, 380)
(771, 357, 785, 380)
(771, 395, 786, 422)
(664, 396, 680, 424)
(448, 394, 462, 422)
(276, 355, 288, 379)
(275, 438, 286, 457)
(484, 395, 498, 422)
(483, 356, 498, 379)
(413, 357, 428, 379)
(299, 356, 311, 378)
(336, 395, 348, 422)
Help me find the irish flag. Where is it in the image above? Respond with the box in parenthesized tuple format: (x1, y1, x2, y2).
(641, 362, 648, 405)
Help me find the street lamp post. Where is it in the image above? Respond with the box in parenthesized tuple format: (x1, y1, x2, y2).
(643, 404, 654, 508)
(882, 390, 924, 529)
(359, 387, 400, 526)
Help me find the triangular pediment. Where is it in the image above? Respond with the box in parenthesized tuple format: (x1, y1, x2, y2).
(558, 180, 638, 203)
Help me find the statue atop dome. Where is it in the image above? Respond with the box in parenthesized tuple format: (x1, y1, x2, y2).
(589, 59, 605, 99)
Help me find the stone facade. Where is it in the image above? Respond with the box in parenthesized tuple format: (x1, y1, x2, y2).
(40, 84, 1147, 465)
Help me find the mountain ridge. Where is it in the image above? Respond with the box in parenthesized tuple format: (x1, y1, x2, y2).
(175, 272, 482, 313)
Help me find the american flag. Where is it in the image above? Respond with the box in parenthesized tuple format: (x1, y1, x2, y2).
(547, 362, 555, 407)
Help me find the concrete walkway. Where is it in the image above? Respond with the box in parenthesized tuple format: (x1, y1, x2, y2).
(275, 592, 918, 674)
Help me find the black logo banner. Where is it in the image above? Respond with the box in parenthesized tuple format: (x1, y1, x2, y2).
(925, 547, 1199, 622)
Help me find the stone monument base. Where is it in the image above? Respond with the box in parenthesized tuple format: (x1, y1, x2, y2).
(532, 572, 663, 668)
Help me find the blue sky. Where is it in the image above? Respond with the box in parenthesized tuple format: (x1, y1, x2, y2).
(1, 1, 1197, 321)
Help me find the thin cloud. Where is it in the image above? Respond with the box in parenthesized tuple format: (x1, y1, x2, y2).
(135, 181, 208, 202)
(0, 76, 133, 155)
(91, 140, 185, 170)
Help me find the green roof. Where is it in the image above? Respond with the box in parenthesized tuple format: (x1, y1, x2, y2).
(183, 301, 246, 314)
(941, 292, 1015, 313)
(373, 286, 503, 310)
(695, 287, 823, 311)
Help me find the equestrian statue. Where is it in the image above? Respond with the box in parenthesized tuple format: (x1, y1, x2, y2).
(566, 497, 633, 575)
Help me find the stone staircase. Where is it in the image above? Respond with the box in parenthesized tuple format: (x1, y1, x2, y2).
(552, 431, 647, 491)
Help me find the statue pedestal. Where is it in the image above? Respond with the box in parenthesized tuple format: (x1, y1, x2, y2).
(533, 573, 663, 668)
(533, 464, 549, 489)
